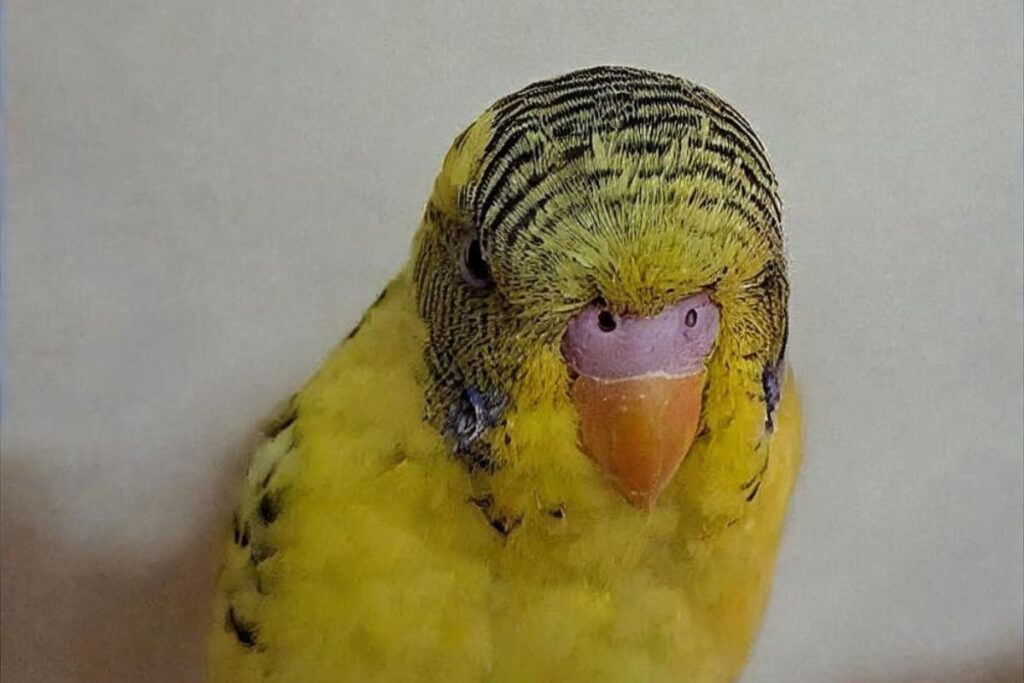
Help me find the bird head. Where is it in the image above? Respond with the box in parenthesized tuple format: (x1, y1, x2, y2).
(412, 66, 787, 510)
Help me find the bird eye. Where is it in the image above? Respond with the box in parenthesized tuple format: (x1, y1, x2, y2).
(684, 309, 698, 327)
(461, 238, 493, 289)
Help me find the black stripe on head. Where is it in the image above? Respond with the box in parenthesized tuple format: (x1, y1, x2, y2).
(489, 66, 650, 120)
(472, 67, 779, 255)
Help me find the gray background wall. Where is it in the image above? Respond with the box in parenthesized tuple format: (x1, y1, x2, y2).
(3, 2, 1022, 681)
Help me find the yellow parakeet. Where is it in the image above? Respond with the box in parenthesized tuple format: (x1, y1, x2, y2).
(210, 66, 801, 683)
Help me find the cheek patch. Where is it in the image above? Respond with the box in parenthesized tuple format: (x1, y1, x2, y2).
(762, 361, 783, 432)
(443, 384, 508, 469)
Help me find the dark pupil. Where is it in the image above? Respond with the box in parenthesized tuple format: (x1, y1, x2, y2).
(684, 309, 698, 327)
(464, 239, 491, 282)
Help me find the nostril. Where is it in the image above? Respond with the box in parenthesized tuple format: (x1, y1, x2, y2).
(684, 309, 698, 328)
(597, 310, 617, 332)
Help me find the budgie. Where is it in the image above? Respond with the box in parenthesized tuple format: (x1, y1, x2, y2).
(210, 65, 801, 683)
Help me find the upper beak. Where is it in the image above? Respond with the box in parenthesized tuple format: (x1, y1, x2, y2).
(562, 293, 719, 509)
(570, 371, 706, 508)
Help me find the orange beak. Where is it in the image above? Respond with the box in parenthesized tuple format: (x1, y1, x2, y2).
(562, 293, 719, 508)
(570, 371, 706, 508)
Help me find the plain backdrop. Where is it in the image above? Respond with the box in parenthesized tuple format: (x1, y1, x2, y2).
(3, 2, 1023, 682)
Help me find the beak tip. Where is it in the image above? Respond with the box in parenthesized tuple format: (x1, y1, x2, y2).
(624, 489, 659, 510)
